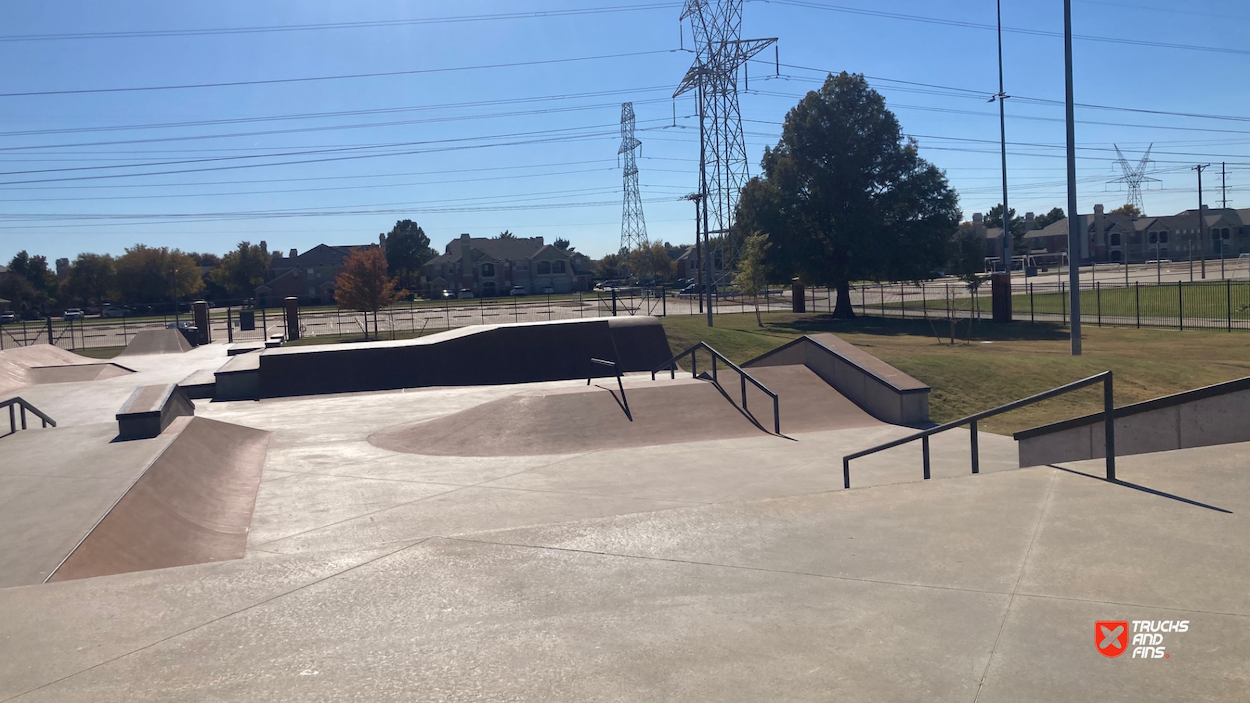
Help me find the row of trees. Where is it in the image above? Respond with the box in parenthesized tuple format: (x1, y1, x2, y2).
(1, 246, 210, 312)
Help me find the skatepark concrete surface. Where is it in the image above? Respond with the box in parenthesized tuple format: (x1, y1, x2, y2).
(2, 332, 1248, 701)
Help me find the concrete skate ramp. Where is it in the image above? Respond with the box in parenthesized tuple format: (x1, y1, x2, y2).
(27, 362, 133, 384)
(259, 316, 671, 398)
(119, 328, 194, 356)
(49, 416, 271, 582)
(0, 344, 101, 395)
(371, 365, 881, 457)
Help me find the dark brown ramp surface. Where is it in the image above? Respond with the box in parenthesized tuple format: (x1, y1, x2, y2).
(258, 316, 671, 398)
(119, 328, 194, 356)
(49, 416, 271, 582)
(371, 365, 883, 457)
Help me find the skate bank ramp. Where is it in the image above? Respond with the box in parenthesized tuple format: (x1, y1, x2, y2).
(0, 344, 132, 395)
(119, 328, 194, 356)
(371, 364, 882, 457)
(257, 316, 671, 398)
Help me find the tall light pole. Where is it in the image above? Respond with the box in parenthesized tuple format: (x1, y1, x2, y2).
(1064, 0, 1081, 356)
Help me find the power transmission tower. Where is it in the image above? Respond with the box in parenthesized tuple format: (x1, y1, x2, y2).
(674, 0, 776, 284)
(618, 102, 649, 253)
(1109, 144, 1158, 214)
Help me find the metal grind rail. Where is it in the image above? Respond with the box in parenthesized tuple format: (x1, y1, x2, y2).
(651, 342, 781, 435)
(842, 371, 1116, 489)
(588, 357, 631, 420)
(2, 396, 56, 436)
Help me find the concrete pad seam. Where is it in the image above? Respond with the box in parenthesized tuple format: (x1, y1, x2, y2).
(972, 470, 1058, 703)
(250, 481, 704, 551)
(1007, 592, 1250, 621)
(1, 538, 431, 703)
(444, 536, 1016, 599)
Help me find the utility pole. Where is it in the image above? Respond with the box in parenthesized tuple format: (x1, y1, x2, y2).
(992, 0, 1012, 279)
(1195, 164, 1210, 280)
(1220, 162, 1228, 209)
(1063, 0, 1081, 356)
(684, 193, 704, 313)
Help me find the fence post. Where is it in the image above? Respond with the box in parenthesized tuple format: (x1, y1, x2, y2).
(611, 289, 617, 316)
(1061, 281, 1067, 324)
(45, 316, 54, 348)
(1228, 279, 1233, 332)
(899, 284, 906, 319)
(261, 306, 268, 337)
(1096, 282, 1102, 327)
(1178, 281, 1184, 331)
(1104, 372, 1116, 482)
(880, 285, 885, 317)
(1135, 282, 1141, 329)
(661, 285, 666, 316)
(1029, 282, 1034, 323)
(227, 306, 234, 343)
(921, 283, 927, 319)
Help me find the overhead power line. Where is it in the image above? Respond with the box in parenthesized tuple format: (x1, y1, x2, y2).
(765, 0, 1250, 57)
(0, 4, 681, 42)
(0, 49, 680, 99)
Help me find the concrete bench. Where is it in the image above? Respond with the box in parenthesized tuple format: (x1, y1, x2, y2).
(116, 383, 196, 440)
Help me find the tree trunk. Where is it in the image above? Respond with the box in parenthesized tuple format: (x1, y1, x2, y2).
(754, 293, 762, 327)
(833, 280, 856, 318)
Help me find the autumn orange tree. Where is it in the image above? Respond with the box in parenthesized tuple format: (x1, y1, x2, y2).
(334, 247, 404, 340)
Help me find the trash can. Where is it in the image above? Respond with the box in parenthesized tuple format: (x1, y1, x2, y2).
(239, 310, 256, 331)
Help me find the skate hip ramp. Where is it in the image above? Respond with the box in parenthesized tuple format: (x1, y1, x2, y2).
(256, 316, 672, 398)
(0, 344, 130, 394)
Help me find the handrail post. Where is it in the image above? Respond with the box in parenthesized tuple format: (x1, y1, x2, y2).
(922, 436, 931, 480)
(843, 457, 851, 490)
(970, 420, 980, 474)
(7, 403, 13, 435)
(1104, 371, 1116, 481)
(712, 354, 718, 384)
(20, 405, 27, 430)
(741, 374, 747, 411)
(773, 395, 780, 435)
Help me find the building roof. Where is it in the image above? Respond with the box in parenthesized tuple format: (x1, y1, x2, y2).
(426, 236, 556, 267)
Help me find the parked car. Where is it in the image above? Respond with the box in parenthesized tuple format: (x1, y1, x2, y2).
(102, 305, 128, 318)
(63, 309, 84, 320)
(0, 312, 16, 324)
(457, 290, 474, 299)
(166, 321, 195, 330)
(540, 286, 554, 295)
(595, 280, 620, 290)
(509, 286, 527, 297)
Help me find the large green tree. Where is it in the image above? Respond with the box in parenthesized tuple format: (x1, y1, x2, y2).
(4, 251, 58, 307)
(1034, 207, 1065, 229)
(384, 219, 430, 289)
(63, 253, 117, 307)
(211, 241, 271, 298)
(736, 72, 960, 317)
(114, 245, 203, 305)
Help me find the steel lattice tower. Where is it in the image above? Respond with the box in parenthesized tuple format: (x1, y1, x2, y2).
(674, 0, 776, 276)
(1109, 144, 1158, 214)
(619, 102, 649, 253)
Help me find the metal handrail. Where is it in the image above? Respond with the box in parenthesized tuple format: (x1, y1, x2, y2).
(2, 396, 57, 436)
(650, 342, 781, 434)
(842, 371, 1115, 489)
(588, 357, 631, 420)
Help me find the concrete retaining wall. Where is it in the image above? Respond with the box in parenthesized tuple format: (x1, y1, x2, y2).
(744, 333, 930, 426)
(1015, 377, 1250, 467)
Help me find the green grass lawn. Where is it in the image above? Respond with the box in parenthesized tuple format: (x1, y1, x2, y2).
(661, 313, 1250, 435)
(904, 280, 1250, 321)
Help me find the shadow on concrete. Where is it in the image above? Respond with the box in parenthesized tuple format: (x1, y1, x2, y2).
(1048, 464, 1233, 514)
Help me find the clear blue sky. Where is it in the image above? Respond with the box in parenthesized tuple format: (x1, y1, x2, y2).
(0, 0, 1247, 264)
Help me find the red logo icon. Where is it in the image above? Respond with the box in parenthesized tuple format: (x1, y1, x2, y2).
(1096, 621, 1129, 658)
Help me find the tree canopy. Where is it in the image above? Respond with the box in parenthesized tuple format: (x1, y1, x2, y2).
(211, 241, 270, 298)
(735, 72, 960, 317)
(1034, 207, 1065, 229)
(626, 242, 675, 281)
(496, 230, 516, 240)
(384, 220, 430, 289)
(553, 237, 574, 252)
(1110, 203, 1142, 218)
(334, 247, 403, 339)
(733, 232, 772, 327)
(113, 245, 203, 305)
(63, 253, 117, 307)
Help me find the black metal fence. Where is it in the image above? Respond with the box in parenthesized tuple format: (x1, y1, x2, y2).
(4, 278, 1248, 352)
